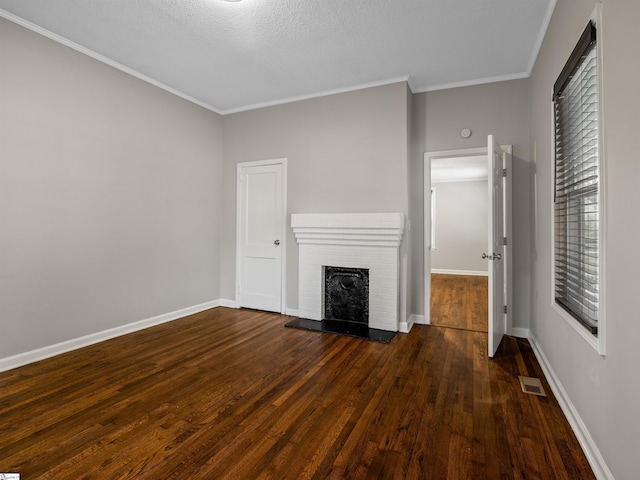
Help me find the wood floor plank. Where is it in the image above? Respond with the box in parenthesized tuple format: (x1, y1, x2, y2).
(431, 273, 489, 332)
(0, 307, 595, 479)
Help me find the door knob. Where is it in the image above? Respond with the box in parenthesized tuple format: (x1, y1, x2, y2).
(482, 253, 492, 260)
(274, 240, 280, 246)
(493, 253, 502, 260)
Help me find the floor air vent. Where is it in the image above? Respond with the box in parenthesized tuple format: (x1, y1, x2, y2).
(519, 376, 546, 397)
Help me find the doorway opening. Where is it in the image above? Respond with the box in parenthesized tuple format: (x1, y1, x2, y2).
(429, 155, 489, 333)
(423, 139, 512, 357)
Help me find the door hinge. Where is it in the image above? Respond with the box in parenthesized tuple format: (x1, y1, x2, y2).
(502, 168, 507, 178)
(503, 305, 508, 314)
(503, 237, 508, 246)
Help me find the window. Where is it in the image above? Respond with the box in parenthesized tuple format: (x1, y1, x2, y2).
(553, 21, 600, 335)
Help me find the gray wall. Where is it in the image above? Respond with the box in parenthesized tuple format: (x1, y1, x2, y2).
(431, 180, 488, 273)
(530, 0, 640, 478)
(409, 79, 531, 329)
(220, 83, 410, 312)
(0, 18, 223, 358)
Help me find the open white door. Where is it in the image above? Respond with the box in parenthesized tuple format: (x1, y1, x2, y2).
(486, 135, 506, 357)
(424, 157, 432, 325)
(237, 160, 286, 313)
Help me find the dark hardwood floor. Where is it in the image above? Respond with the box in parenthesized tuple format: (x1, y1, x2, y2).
(431, 274, 489, 332)
(0, 307, 594, 479)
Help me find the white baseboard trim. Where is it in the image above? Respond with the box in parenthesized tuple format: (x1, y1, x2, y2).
(400, 314, 425, 333)
(431, 269, 489, 276)
(285, 308, 300, 317)
(412, 314, 427, 325)
(0, 299, 220, 373)
(399, 315, 413, 333)
(510, 327, 531, 338)
(528, 334, 613, 480)
(219, 299, 238, 309)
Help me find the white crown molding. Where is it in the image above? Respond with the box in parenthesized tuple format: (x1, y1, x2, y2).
(222, 76, 412, 115)
(528, 334, 614, 480)
(0, 300, 221, 373)
(1, 6, 542, 116)
(526, 0, 558, 75)
(0, 9, 224, 115)
(414, 71, 530, 94)
(1, 5, 549, 114)
(0, 14, 410, 117)
(405, 75, 417, 93)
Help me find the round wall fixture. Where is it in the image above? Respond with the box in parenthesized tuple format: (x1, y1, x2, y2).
(460, 128, 472, 138)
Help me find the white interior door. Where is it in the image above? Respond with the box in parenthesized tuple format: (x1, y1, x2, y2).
(424, 157, 432, 325)
(487, 135, 506, 357)
(237, 160, 286, 313)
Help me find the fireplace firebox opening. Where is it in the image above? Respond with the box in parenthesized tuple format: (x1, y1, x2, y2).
(324, 266, 369, 324)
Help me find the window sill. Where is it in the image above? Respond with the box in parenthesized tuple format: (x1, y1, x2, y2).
(552, 302, 602, 355)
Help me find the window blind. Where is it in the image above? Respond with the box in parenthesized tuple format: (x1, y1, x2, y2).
(553, 22, 599, 334)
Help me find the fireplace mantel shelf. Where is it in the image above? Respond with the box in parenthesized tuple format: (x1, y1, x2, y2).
(291, 213, 405, 247)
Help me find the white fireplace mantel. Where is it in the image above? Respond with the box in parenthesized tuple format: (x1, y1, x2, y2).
(291, 213, 405, 332)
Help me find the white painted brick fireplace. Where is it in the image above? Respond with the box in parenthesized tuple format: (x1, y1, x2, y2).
(291, 213, 405, 332)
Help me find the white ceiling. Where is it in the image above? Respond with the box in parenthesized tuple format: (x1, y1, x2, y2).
(0, 0, 555, 114)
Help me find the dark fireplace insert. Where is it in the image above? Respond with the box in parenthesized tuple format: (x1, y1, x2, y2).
(324, 266, 369, 324)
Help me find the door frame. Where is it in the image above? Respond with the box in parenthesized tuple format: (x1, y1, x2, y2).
(235, 158, 288, 313)
(423, 145, 512, 335)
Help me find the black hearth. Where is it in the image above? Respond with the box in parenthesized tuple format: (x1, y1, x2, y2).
(284, 317, 395, 343)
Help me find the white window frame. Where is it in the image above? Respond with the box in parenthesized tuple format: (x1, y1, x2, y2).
(551, 5, 606, 355)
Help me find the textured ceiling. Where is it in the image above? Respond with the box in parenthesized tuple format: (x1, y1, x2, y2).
(0, 0, 555, 114)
